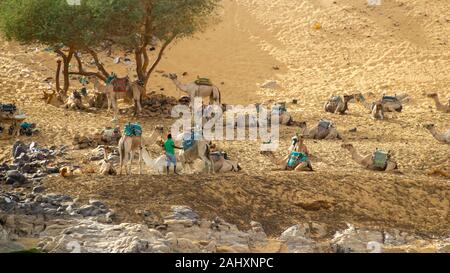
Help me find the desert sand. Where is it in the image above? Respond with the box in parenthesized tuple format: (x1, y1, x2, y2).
(0, 0, 449, 241)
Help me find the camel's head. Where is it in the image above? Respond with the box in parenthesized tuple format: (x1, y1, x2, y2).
(341, 143, 354, 150)
(168, 73, 178, 80)
(42, 90, 56, 104)
(424, 124, 435, 130)
(344, 94, 357, 102)
(298, 121, 307, 128)
(426, 93, 438, 98)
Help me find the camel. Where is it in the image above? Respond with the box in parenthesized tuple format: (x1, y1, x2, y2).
(42, 90, 64, 107)
(141, 149, 184, 174)
(341, 144, 399, 172)
(298, 120, 342, 140)
(118, 134, 143, 175)
(90, 76, 144, 121)
(166, 73, 221, 105)
(99, 146, 117, 175)
(355, 94, 403, 113)
(63, 91, 85, 110)
(426, 93, 450, 113)
(371, 101, 384, 120)
(324, 94, 358, 115)
(424, 124, 450, 144)
(210, 152, 241, 173)
(175, 132, 214, 173)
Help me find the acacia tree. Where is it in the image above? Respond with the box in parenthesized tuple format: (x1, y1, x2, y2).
(0, 0, 220, 95)
(0, 0, 142, 95)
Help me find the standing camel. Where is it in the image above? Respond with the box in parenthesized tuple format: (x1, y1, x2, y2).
(426, 93, 450, 113)
(341, 144, 399, 172)
(118, 134, 143, 175)
(90, 76, 144, 121)
(424, 124, 450, 144)
(166, 73, 221, 105)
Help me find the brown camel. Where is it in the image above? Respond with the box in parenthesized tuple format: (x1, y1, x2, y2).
(324, 94, 358, 115)
(341, 144, 399, 172)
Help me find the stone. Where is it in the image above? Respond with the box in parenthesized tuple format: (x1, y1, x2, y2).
(331, 225, 384, 253)
(5, 170, 27, 185)
(32, 186, 45, 194)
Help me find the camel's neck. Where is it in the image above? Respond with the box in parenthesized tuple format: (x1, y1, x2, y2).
(432, 96, 442, 107)
(428, 128, 445, 142)
(171, 79, 189, 93)
(346, 147, 366, 165)
(93, 79, 105, 91)
(299, 126, 308, 136)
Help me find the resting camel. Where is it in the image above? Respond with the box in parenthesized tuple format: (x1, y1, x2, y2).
(324, 94, 358, 115)
(424, 124, 450, 144)
(63, 91, 85, 110)
(166, 73, 221, 105)
(175, 133, 214, 174)
(298, 121, 342, 140)
(210, 152, 241, 173)
(341, 144, 399, 172)
(371, 101, 384, 120)
(42, 90, 64, 107)
(355, 94, 403, 113)
(426, 93, 450, 113)
(118, 134, 143, 175)
(90, 76, 144, 121)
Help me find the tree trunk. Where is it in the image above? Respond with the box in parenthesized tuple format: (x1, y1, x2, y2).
(143, 36, 175, 88)
(55, 60, 62, 94)
(62, 49, 74, 94)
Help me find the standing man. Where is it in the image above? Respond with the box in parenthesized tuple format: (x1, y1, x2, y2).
(164, 134, 182, 175)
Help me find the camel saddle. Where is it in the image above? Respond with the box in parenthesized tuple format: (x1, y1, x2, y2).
(382, 96, 399, 103)
(195, 77, 213, 86)
(287, 151, 308, 169)
(0, 103, 17, 114)
(111, 77, 129, 92)
(372, 149, 389, 170)
(124, 123, 142, 137)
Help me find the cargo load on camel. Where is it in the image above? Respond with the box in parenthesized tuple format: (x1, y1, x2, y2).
(124, 123, 142, 137)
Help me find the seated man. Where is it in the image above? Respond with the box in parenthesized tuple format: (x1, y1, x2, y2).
(282, 135, 313, 171)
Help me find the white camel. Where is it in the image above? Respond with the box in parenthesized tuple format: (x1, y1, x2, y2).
(166, 73, 221, 105)
(118, 134, 143, 175)
(174, 132, 214, 173)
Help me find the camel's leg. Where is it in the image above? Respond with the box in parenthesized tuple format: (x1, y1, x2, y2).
(106, 92, 112, 113)
(295, 161, 312, 172)
(325, 128, 339, 139)
(129, 151, 134, 175)
(138, 149, 142, 175)
(111, 97, 119, 122)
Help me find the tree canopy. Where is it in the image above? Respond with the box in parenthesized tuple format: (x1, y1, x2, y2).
(0, 0, 220, 94)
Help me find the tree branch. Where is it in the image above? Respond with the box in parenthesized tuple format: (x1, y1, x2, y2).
(85, 47, 110, 78)
(144, 36, 175, 85)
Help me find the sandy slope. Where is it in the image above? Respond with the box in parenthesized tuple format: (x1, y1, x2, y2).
(0, 0, 449, 238)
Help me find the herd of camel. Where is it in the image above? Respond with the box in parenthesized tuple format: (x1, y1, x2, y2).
(41, 73, 449, 175)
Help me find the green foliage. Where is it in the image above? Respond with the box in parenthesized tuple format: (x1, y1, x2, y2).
(0, 0, 143, 48)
